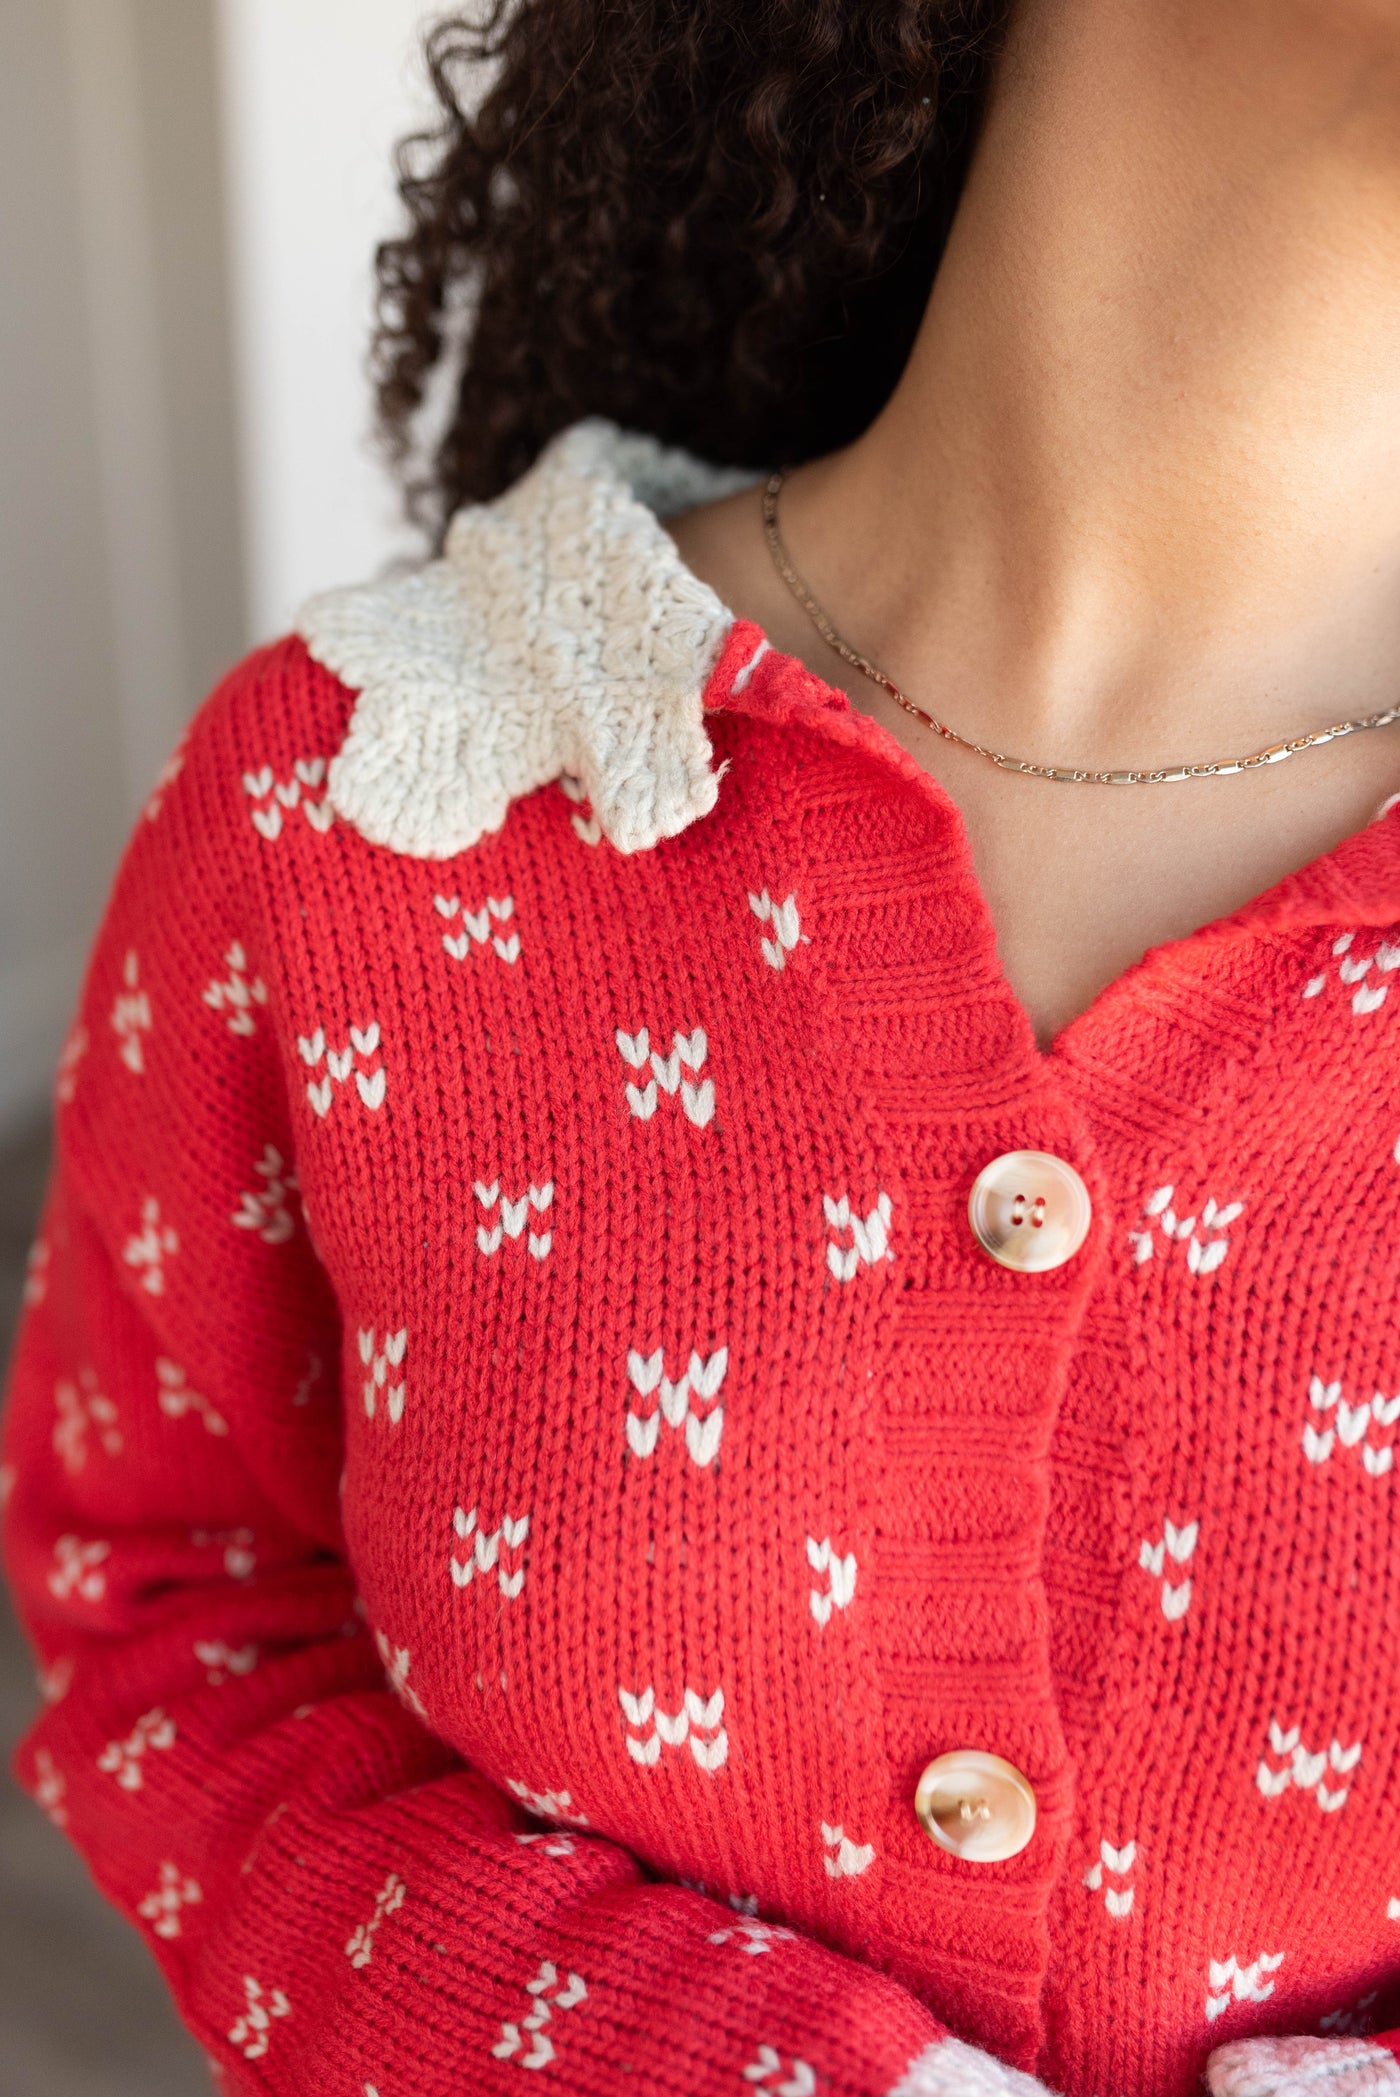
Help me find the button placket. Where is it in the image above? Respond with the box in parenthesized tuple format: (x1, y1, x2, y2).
(740, 709, 1106, 2055)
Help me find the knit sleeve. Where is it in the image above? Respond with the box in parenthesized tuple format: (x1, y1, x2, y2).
(0, 676, 1003, 2097)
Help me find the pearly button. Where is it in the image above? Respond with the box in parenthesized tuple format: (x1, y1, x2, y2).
(914, 1750, 1037, 1863)
(967, 1150, 1091, 1273)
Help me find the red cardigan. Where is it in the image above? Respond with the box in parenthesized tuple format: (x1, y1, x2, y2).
(7, 422, 1400, 2097)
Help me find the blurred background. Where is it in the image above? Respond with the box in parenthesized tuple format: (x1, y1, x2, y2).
(1, 3, 459, 2088)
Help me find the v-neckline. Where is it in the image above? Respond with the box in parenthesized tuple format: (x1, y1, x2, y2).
(705, 617, 1400, 1067)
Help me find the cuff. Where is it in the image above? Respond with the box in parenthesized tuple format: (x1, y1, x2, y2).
(1207, 2037, 1400, 2097)
(888, 2036, 1057, 2097)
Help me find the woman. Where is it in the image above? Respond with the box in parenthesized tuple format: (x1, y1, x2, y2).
(6, 2, 1400, 2092)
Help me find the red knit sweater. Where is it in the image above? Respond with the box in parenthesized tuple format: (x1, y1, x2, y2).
(7, 422, 1400, 2097)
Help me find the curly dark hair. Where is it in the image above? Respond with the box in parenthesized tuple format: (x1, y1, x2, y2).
(373, 0, 1009, 540)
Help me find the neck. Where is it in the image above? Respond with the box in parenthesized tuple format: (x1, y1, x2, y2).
(793, 0, 1400, 767)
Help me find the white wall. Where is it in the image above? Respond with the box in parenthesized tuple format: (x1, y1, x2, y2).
(217, 0, 444, 642)
(1, 0, 447, 1137)
(0, 0, 244, 1137)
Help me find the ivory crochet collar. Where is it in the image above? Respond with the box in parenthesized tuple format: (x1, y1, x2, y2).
(297, 418, 761, 859)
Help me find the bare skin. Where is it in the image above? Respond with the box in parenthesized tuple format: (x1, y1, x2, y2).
(665, 0, 1400, 1048)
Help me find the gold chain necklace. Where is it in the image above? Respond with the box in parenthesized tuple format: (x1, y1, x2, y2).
(762, 468, 1400, 784)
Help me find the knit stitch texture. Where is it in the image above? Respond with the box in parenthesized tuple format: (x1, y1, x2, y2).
(5, 423, 1400, 2097)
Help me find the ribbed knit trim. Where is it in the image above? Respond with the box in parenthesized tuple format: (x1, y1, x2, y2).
(297, 418, 761, 859)
(1207, 2037, 1400, 2097)
(887, 2038, 1056, 2097)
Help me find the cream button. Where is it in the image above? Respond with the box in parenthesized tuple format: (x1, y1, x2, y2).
(914, 1750, 1037, 1862)
(968, 1150, 1091, 1273)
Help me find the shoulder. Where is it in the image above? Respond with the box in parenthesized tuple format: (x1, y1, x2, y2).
(295, 418, 763, 860)
(183, 631, 355, 816)
(106, 634, 353, 915)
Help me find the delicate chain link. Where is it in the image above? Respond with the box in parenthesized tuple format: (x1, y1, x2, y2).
(762, 469, 1400, 784)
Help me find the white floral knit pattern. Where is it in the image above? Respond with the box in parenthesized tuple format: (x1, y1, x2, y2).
(8, 417, 1400, 2097)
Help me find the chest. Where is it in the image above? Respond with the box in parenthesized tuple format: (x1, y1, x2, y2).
(267, 721, 1400, 2089)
